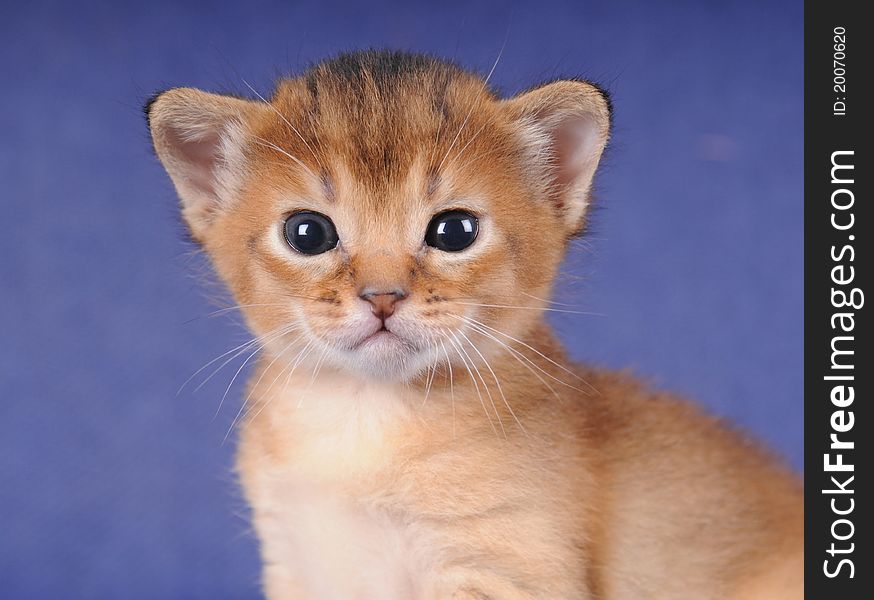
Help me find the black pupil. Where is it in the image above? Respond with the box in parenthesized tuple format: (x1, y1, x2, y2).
(426, 211, 478, 252)
(284, 213, 337, 255)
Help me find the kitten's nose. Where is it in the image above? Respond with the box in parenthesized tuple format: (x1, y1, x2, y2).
(359, 289, 408, 320)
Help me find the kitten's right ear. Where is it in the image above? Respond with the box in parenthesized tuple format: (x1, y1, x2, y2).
(501, 80, 612, 235)
(145, 88, 266, 239)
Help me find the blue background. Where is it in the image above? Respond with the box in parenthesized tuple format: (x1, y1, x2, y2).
(0, 1, 802, 597)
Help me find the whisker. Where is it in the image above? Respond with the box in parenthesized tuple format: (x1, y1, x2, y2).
(453, 301, 604, 317)
(520, 291, 582, 308)
(421, 338, 440, 408)
(441, 120, 490, 174)
(181, 324, 292, 396)
(453, 314, 598, 396)
(436, 38, 506, 173)
(228, 334, 303, 432)
(451, 142, 529, 175)
(250, 136, 319, 180)
(448, 330, 505, 438)
(298, 344, 331, 407)
(178, 337, 261, 397)
(461, 318, 563, 399)
(277, 340, 314, 397)
(187, 303, 298, 323)
(213, 326, 297, 419)
(428, 77, 451, 166)
(214, 342, 268, 420)
(445, 332, 496, 435)
(245, 340, 315, 425)
(457, 329, 527, 435)
(242, 79, 324, 169)
(437, 335, 456, 439)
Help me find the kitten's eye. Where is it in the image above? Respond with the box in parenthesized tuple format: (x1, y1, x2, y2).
(425, 210, 479, 252)
(283, 211, 339, 255)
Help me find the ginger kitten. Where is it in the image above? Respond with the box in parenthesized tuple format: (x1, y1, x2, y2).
(147, 51, 802, 599)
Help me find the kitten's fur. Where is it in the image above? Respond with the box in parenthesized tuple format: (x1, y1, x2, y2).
(147, 51, 802, 599)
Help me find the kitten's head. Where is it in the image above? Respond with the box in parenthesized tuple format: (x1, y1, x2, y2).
(147, 51, 610, 380)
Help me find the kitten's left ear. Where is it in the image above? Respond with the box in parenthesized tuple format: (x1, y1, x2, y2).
(502, 80, 612, 234)
(145, 88, 268, 240)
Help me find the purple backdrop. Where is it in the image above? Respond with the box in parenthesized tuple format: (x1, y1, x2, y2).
(0, 0, 802, 597)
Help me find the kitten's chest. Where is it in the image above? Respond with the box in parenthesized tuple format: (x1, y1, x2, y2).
(252, 479, 433, 599)
(239, 376, 439, 599)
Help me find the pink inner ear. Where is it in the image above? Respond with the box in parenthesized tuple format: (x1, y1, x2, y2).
(551, 112, 599, 193)
(166, 126, 223, 198)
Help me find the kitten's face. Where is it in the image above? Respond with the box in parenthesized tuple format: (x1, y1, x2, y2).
(148, 53, 610, 381)
(210, 121, 558, 380)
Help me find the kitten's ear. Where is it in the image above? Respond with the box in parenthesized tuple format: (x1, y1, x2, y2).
(502, 80, 611, 234)
(145, 88, 266, 239)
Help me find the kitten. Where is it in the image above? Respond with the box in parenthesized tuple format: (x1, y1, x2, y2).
(147, 51, 802, 599)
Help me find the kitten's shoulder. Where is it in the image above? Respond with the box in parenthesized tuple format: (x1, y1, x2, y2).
(576, 365, 795, 470)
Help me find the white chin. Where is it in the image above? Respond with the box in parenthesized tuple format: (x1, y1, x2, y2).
(343, 333, 429, 380)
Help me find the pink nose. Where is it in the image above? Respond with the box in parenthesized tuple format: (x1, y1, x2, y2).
(359, 290, 408, 320)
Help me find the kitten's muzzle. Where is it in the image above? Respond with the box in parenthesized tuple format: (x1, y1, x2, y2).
(358, 289, 408, 321)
